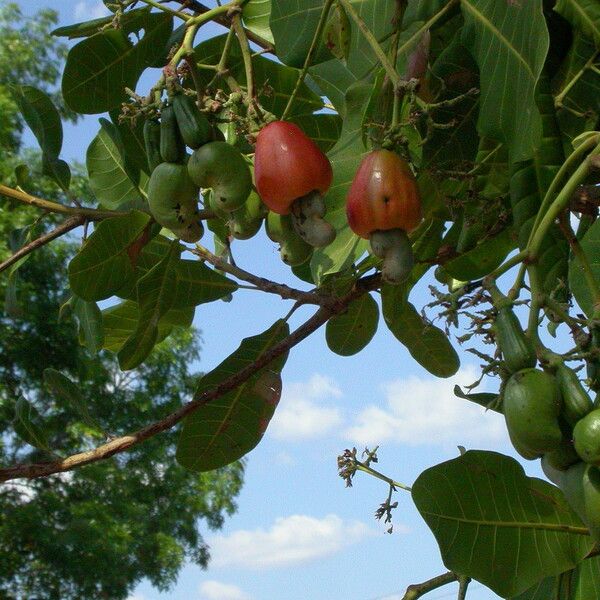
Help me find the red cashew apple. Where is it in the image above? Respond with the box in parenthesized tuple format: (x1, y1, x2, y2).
(346, 149, 422, 284)
(254, 121, 335, 247)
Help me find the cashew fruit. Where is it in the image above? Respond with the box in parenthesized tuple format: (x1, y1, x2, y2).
(147, 162, 203, 243)
(188, 141, 252, 212)
(503, 368, 563, 456)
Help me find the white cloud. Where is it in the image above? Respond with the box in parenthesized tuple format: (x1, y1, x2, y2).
(269, 374, 343, 440)
(344, 367, 507, 448)
(74, 1, 111, 21)
(209, 514, 373, 569)
(126, 595, 146, 600)
(199, 581, 250, 600)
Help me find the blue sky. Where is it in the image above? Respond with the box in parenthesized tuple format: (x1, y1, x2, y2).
(14, 2, 555, 599)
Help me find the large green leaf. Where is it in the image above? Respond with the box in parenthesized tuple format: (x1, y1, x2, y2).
(326, 293, 379, 356)
(412, 450, 594, 598)
(510, 75, 569, 301)
(109, 108, 149, 178)
(62, 11, 172, 114)
(289, 113, 343, 153)
(460, 0, 549, 161)
(86, 118, 144, 209)
(307, 0, 398, 112)
(555, 0, 600, 46)
(68, 211, 151, 301)
(310, 83, 371, 283)
(11, 85, 62, 158)
(102, 300, 194, 353)
(43, 369, 101, 431)
(570, 219, 600, 317)
(118, 241, 181, 370)
(554, 35, 600, 147)
(13, 397, 52, 454)
(443, 227, 514, 281)
(71, 296, 104, 353)
(243, 0, 274, 44)
(511, 555, 600, 599)
(382, 291, 459, 378)
(172, 260, 238, 309)
(423, 35, 480, 169)
(177, 320, 290, 472)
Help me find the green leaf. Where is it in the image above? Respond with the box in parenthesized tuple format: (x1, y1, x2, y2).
(118, 241, 181, 370)
(72, 296, 104, 353)
(289, 113, 343, 153)
(62, 11, 172, 114)
(102, 300, 194, 353)
(43, 369, 102, 432)
(242, 0, 274, 44)
(423, 36, 480, 169)
(13, 397, 52, 453)
(555, 35, 600, 146)
(52, 15, 115, 38)
(382, 292, 459, 377)
(109, 109, 150, 178)
(511, 554, 600, 599)
(460, 0, 549, 161)
(87, 118, 144, 209)
(454, 385, 500, 413)
(510, 74, 569, 301)
(172, 260, 238, 308)
(68, 211, 151, 302)
(326, 293, 379, 356)
(176, 320, 290, 472)
(570, 219, 600, 317)
(555, 0, 600, 46)
(307, 0, 397, 112)
(443, 228, 514, 281)
(412, 450, 594, 598)
(11, 85, 62, 158)
(42, 155, 71, 191)
(310, 83, 372, 283)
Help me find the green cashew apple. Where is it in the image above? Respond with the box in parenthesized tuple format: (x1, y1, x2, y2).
(188, 141, 252, 211)
(147, 162, 203, 243)
(503, 368, 563, 457)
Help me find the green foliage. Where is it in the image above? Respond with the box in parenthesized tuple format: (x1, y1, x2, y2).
(177, 320, 289, 472)
(412, 451, 594, 597)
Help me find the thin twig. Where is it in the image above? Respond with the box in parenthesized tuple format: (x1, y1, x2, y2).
(0, 216, 85, 275)
(193, 243, 321, 305)
(281, 0, 334, 120)
(402, 572, 459, 600)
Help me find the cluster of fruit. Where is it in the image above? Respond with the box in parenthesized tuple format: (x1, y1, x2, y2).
(144, 93, 423, 282)
(494, 288, 600, 537)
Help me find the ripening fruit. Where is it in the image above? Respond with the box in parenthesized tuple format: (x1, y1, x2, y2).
(254, 121, 333, 215)
(346, 149, 421, 239)
(345, 149, 421, 284)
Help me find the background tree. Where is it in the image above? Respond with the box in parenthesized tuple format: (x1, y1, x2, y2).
(0, 4, 244, 598)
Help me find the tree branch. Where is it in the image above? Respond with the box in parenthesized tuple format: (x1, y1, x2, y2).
(402, 571, 458, 600)
(192, 243, 322, 305)
(0, 216, 85, 275)
(0, 185, 123, 220)
(0, 274, 381, 482)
